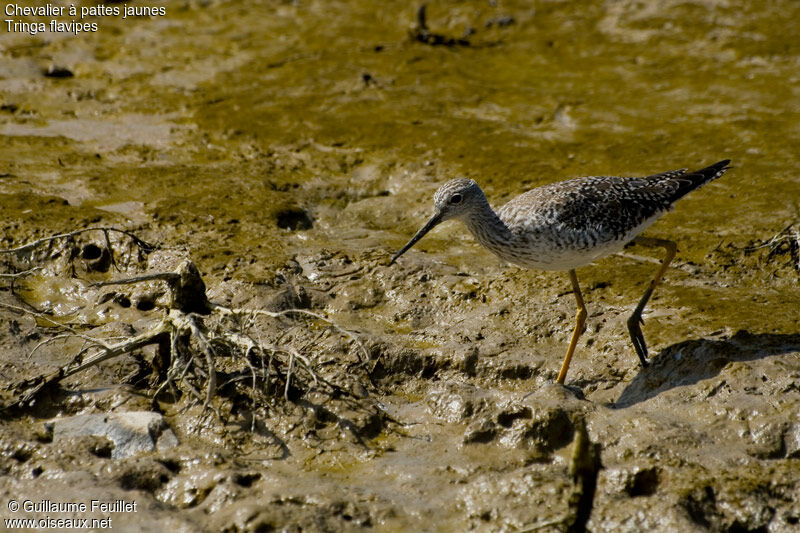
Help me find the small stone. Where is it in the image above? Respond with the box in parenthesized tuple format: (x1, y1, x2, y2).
(783, 423, 800, 458)
(746, 421, 785, 459)
(498, 405, 573, 453)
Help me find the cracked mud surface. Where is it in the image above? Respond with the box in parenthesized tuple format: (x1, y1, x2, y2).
(1, 1, 799, 531)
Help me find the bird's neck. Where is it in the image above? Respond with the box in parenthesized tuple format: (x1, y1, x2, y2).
(462, 200, 514, 252)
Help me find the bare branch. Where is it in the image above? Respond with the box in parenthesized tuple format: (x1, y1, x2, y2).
(91, 272, 180, 288)
(0, 267, 42, 279)
(211, 304, 370, 363)
(0, 227, 156, 255)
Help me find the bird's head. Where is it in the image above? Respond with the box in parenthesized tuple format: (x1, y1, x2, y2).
(390, 178, 484, 265)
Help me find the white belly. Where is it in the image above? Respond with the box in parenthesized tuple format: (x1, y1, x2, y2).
(486, 215, 662, 271)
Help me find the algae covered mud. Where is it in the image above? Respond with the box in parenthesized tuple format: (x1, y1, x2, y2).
(1, 0, 799, 531)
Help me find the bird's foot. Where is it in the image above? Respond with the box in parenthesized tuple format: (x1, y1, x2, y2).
(626, 313, 649, 367)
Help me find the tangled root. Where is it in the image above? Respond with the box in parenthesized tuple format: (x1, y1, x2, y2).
(1, 229, 374, 435)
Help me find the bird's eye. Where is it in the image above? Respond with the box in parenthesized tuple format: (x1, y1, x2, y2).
(450, 194, 463, 205)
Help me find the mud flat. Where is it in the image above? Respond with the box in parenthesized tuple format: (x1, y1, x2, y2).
(1, 1, 798, 531)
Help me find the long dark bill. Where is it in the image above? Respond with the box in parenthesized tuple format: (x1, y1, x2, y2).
(389, 212, 444, 265)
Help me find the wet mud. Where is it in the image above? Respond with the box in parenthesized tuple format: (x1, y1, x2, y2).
(1, 0, 799, 531)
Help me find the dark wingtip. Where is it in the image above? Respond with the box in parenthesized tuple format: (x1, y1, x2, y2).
(695, 159, 732, 184)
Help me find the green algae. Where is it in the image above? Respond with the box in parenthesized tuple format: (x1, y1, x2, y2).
(3, 0, 799, 282)
(1, 1, 799, 531)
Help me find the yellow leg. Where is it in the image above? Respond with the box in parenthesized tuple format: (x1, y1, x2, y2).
(627, 236, 677, 367)
(557, 269, 587, 385)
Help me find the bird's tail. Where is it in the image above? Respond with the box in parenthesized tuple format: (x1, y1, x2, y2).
(652, 159, 731, 203)
(688, 159, 731, 188)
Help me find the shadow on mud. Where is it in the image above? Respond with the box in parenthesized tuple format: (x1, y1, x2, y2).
(615, 331, 800, 408)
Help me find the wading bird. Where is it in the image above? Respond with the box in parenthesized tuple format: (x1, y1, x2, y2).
(390, 160, 731, 384)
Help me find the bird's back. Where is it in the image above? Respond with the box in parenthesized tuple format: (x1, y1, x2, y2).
(492, 160, 730, 270)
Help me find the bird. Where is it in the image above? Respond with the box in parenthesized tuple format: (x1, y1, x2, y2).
(389, 159, 731, 384)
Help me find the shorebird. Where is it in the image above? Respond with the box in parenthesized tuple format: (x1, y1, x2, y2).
(390, 160, 731, 384)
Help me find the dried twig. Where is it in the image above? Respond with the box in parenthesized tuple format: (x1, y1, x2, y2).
(91, 272, 180, 287)
(0, 267, 42, 279)
(745, 223, 800, 273)
(211, 304, 370, 364)
(0, 227, 155, 256)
